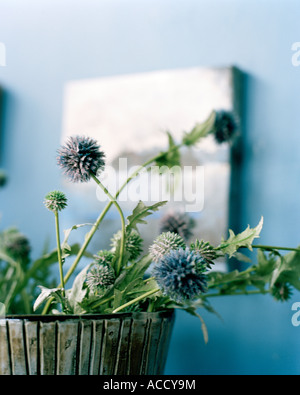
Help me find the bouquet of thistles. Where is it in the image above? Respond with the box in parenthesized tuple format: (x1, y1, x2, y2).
(9, 110, 300, 342)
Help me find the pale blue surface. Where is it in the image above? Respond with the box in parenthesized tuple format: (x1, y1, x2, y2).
(1, 0, 300, 374)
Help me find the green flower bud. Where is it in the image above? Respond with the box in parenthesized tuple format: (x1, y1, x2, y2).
(44, 190, 67, 212)
(149, 231, 186, 263)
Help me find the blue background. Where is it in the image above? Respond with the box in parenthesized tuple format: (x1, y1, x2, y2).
(1, 0, 300, 374)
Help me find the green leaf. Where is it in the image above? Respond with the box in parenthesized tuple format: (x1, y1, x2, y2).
(33, 286, 62, 312)
(256, 249, 277, 277)
(219, 217, 264, 257)
(62, 223, 93, 259)
(126, 200, 167, 233)
(155, 131, 181, 171)
(0, 251, 18, 267)
(182, 111, 216, 146)
(83, 254, 153, 313)
(270, 248, 300, 290)
(207, 268, 265, 296)
(123, 254, 153, 286)
(112, 289, 124, 311)
(25, 243, 82, 286)
(67, 264, 90, 313)
(126, 277, 159, 298)
(0, 302, 5, 316)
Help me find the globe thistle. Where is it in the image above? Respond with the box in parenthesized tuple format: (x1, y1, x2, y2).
(271, 282, 293, 302)
(190, 239, 217, 269)
(57, 136, 105, 183)
(44, 190, 68, 212)
(2, 228, 31, 264)
(149, 231, 185, 263)
(153, 248, 207, 303)
(213, 110, 238, 144)
(93, 250, 115, 266)
(159, 210, 195, 241)
(111, 229, 143, 261)
(0, 169, 7, 188)
(86, 263, 115, 293)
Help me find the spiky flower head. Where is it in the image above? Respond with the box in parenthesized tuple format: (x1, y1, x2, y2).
(0, 169, 7, 188)
(149, 231, 186, 263)
(159, 210, 195, 241)
(271, 282, 293, 302)
(153, 248, 207, 303)
(213, 110, 238, 144)
(2, 228, 31, 265)
(190, 239, 217, 269)
(86, 263, 115, 293)
(57, 136, 105, 183)
(93, 250, 115, 266)
(111, 229, 143, 261)
(44, 190, 68, 212)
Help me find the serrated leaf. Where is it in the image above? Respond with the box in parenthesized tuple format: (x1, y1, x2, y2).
(256, 249, 277, 277)
(155, 131, 181, 171)
(270, 248, 300, 290)
(182, 111, 216, 146)
(219, 217, 264, 257)
(207, 270, 241, 287)
(126, 200, 167, 232)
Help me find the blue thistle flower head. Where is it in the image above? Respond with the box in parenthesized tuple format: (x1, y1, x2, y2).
(57, 136, 105, 183)
(159, 210, 195, 241)
(153, 248, 207, 303)
(213, 110, 238, 144)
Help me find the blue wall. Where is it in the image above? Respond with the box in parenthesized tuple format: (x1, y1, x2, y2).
(1, 0, 300, 374)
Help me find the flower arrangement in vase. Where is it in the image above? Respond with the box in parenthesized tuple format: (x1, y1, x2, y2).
(1, 110, 300, 375)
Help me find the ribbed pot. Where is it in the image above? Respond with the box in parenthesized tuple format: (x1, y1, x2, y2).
(0, 310, 175, 375)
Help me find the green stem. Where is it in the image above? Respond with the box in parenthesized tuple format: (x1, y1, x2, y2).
(55, 210, 65, 297)
(66, 148, 178, 279)
(113, 287, 160, 313)
(216, 244, 300, 254)
(147, 300, 155, 312)
(89, 295, 115, 310)
(207, 266, 255, 290)
(252, 244, 300, 252)
(42, 146, 181, 315)
(205, 289, 268, 298)
(90, 172, 126, 276)
(42, 199, 112, 314)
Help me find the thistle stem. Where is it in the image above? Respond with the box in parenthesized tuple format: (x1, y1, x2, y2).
(252, 244, 300, 252)
(89, 295, 115, 310)
(54, 210, 65, 297)
(112, 287, 160, 313)
(205, 289, 268, 298)
(66, 148, 178, 279)
(90, 172, 126, 276)
(42, 145, 182, 315)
